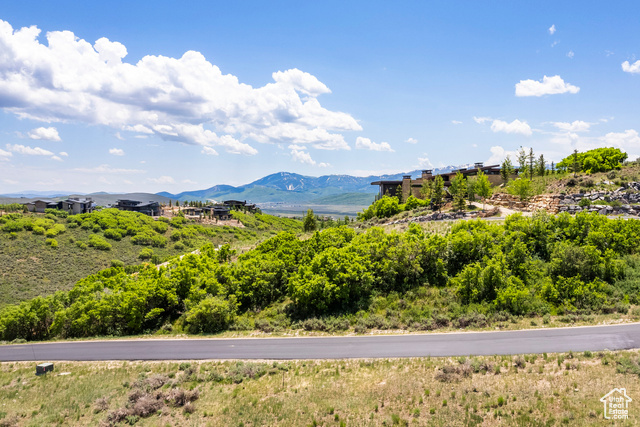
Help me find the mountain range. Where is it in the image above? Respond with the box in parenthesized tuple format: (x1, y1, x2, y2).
(1, 165, 470, 207)
(157, 165, 469, 205)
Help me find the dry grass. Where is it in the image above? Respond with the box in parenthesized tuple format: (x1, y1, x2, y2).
(1, 351, 639, 426)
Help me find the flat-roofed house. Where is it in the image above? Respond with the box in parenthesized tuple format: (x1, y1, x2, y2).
(58, 197, 95, 214)
(115, 199, 161, 216)
(25, 199, 59, 213)
(371, 163, 518, 202)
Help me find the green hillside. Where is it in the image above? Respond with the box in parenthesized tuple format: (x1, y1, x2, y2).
(2, 211, 639, 342)
(0, 209, 301, 308)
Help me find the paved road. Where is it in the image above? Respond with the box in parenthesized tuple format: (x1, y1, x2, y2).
(2, 323, 639, 361)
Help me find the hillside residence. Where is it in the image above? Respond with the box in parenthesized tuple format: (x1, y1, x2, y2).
(223, 200, 257, 213)
(203, 205, 232, 220)
(24, 197, 95, 214)
(24, 199, 59, 213)
(58, 197, 95, 214)
(114, 199, 161, 216)
(371, 163, 509, 201)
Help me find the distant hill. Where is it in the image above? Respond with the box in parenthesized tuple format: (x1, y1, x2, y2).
(158, 165, 467, 204)
(1, 165, 470, 208)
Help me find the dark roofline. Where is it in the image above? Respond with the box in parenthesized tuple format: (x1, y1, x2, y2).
(370, 180, 402, 185)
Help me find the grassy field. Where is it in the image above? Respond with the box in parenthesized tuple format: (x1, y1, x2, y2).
(0, 350, 639, 426)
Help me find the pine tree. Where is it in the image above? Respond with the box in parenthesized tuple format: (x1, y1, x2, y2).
(537, 154, 546, 177)
(396, 185, 403, 203)
(528, 148, 535, 179)
(303, 209, 317, 232)
(517, 147, 528, 178)
(500, 156, 514, 182)
(571, 149, 581, 177)
(431, 175, 445, 212)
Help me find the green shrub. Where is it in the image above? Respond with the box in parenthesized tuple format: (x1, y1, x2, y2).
(46, 238, 58, 248)
(45, 224, 66, 238)
(111, 259, 125, 268)
(88, 235, 112, 251)
(185, 296, 238, 333)
(138, 248, 154, 260)
(103, 228, 123, 241)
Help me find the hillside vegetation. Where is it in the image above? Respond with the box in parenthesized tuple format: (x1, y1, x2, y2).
(2, 211, 639, 341)
(0, 209, 301, 308)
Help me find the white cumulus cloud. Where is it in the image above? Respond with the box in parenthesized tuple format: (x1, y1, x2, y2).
(0, 20, 361, 158)
(549, 24, 556, 35)
(603, 129, 640, 149)
(405, 137, 418, 144)
(109, 148, 125, 156)
(486, 146, 522, 165)
(201, 146, 218, 156)
(490, 119, 532, 136)
(552, 120, 590, 132)
(59, 151, 69, 157)
(0, 148, 12, 160)
(355, 137, 394, 152)
(451, 120, 462, 125)
(27, 127, 61, 141)
(515, 75, 580, 97)
(290, 148, 317, 165)
(622, 60, 640, 74)
(473, 116, 491, 124)
(6, 144, 54, 156)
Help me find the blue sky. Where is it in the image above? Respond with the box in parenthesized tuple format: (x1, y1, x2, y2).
(1, 1, 640, 193)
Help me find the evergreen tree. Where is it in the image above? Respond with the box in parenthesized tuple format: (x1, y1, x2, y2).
(517, 147, 528, 178)
(431, 175, 445, 212)
(537, 154, 546, 177)
(500, 156, 514, 182)
(571, 149, 581, 177)
(396, 184, 403, 203)
(303, 209, 317, 232)
(528, 148, 535, 179)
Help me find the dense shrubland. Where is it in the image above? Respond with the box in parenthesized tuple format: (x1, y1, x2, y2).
(556, 147, 627, 174)
(0, 209, 302, 307)
(1, 211, 639, 341)
(358, 195, 430, 220)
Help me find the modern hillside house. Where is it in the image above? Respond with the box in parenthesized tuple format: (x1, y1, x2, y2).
(58, 197, 95, 214)
(223, 200, 257, 213)
(114, 199, 161, 216)
(371, 163, 515, 201)
(24, 199, 59, 213)
(24, 197, 95, 214)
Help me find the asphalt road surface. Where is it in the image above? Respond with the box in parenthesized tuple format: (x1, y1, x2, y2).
(1, 323, 639, 361)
